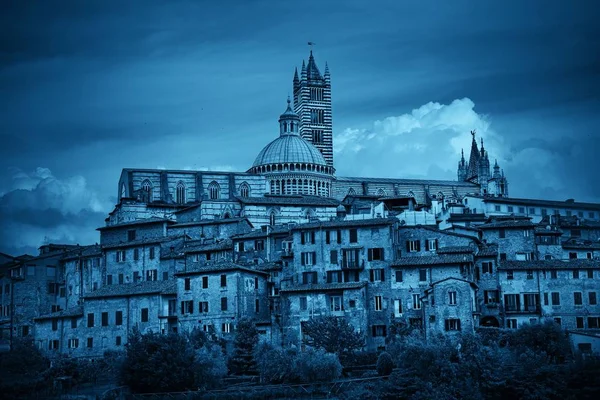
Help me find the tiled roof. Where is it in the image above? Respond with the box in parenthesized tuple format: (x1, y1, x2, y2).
(232, 226, 291, 240)
(98, 217, 175, 231)
(476, 244, 498, 257)
(280, 282, 367, 293)
(561, 240, 600, 250)
(255, 262, 284, 271)
(235, 195, 340, 207)
(175, 262, 269, 276)
(470, 195, 600, 211)
(34, 306, 84, 321)
(62, 245, 103, 261)
(479, 220, 534, 229)
(447, 213, 487, 222)
(498, 259, 600, 270)
(336, 176, 478, 188)
(184, 239, 233, 253)
(534, 226, 563, 236)
(437, 246, 475, 254)
(392, 254, 473, 267)
(417, 225, 481, 242)
(84, 280, 177, 299)
(427, 277, 478, 290)
(103, 236, 179, 250)
(291, 217, 398, 230)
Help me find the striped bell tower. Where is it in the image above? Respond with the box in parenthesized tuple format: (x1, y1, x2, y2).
(293, 50, 334, 167)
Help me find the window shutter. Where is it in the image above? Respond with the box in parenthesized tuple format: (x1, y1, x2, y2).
(372, 326, 376, 337)
(435, 239, 439, 250)
(383, 326, 387, 336)
(180, 301, 184, 315)
(311, 231, 315, 244)
(301, 233, 305, 245)
(445, 320, 449, 331)
(381, 249, 385, 260)
(337, 230, 342, 244)
(369, 270, 374, 282)
(457, 320, 461, 331)
(425, 240, 429, 251)
(381, 269, 385, 281)
(189, 301, 194, 314)
(301, 253, 305, 266)
(406, 241, 410, 252)
(368, 249, 373, 261)
(416, 241, 421, 251)
(312, 252, 316, 263)
(326, 231, 330, 244)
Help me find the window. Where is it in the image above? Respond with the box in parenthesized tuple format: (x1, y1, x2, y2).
(116, 250, 126, 262)
(181, 300, 194, 314)
(221, 297, 228, 311)
(133, 271, 140, 282)
(499, 229, 506, 238)
(255, 299, 260, 313)
(588, 317, 600, 329)
(68, 338, 79, 349)
(369, 269, 385, 282)
(573, 269, 580, 278)
(448, 291, 457, 305)
(254, 277, 259, 290)
(269, 211, 276, 226)
(239, 183, 250, 198)
(116, 311, 123, 326)
(589, 212, 595, 219)
(341, 249, 360, 269)
(330, 250, 338, 264)
(519, 207, 525, 214)
(395, 270, 403, 283)
(348, 299, 356, 308)
(52, 319, 58, 331)
(134, 248, 139, 261)
(529, 208, 536, 214)
(554, 317, 562, 326)
(412, 294, 421, 310)
(107, 275, 113, 285)
(550, 270, 557, 279)
(48, 340, 60, 350)
(301, 231, 315, 244)
(71, 318, 77, 329)
(102, 312, 109, 326)
(176, 182, 186, 204)
(255, 240, 264, 251)
(506, 319, 518, 329)
(310, 108, 324, 124)
(220, 275, 227, 287)
(87, 337, 93, 348)
(425, 239, 438, 252)
(407, 240, 420, 252)
(524, 294, 539, 311)
(300, 297, 308, 311)
(374, 296, 383, 311)
(202, 276, 209, 289)
(577, 317, 584, 329)
(222, 323, 232, 333)
(185, 278, 191, 291)
(119, 273, 124, 284)
(87, 313, 94, 328)
(208, 181, 220, 200)
(127, 230, 136, 242)
(199, 301, 209, 313)
(484, 290, 499, 304)
(495, 205, 501, 212)
(368, 248, 385, 261)
(163, 272, 168, 281)
(506, 270, 514, 280)
(330, 296, 343, 312)
(371, 325, 387, 337)
(302, 271, 318, 284)
(574, 292, 583, 306)
(149, 247, 155, 259)
(526, 270, 533, 279)
(445, 319, 461, 331)
(590, 292, 597, 305)
(419, 269, 427, 282)
(116, 336, 122, 346)
(301, 252, 317, 266)
(544, 292, 549, 305)
(327, 271, 342, 283)
(504, 294, 520, 312)
(312, 129, 324, 144)
(146, 270, 157, 281)
(349, 229, 358, 243)
(523, 229, 530, 237)
(499, 253, 507, 261)
(551, 292, 560, 306)
(507, 206, 514, 213)
(482, 262, 493, 274)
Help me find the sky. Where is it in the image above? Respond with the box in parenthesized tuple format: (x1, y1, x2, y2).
(1, 0, 599, 255)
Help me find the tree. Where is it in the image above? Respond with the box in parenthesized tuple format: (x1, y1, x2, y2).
(229, 317, 259, 375)
(295, 348, 342, 383)
(254, 342, 298, 384)
(301, 316, 364, 356)
(376, 351, 394, 376)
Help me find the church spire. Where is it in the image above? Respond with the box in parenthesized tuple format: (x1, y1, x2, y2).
(466, 130, 480, 181)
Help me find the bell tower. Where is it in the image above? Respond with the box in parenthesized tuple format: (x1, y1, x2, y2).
(293, 49, 334, 167)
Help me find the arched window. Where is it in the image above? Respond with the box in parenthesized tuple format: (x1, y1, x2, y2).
(208, 181, 220, 200)
(239, 182, 250, 198)
(176, 181, 186, 204)
(377, 188, 386, 197)
(269, 211, 276, 226)
(142, 180, 152, 201)
(347, 188, 356, 196)
(408, 191, 415, 198)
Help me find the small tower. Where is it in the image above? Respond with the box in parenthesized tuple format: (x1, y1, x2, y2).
(457, 149, 468, 181)
(478, 138, 491, 185)
(293, 50, 334, 167)
(466, 130, 480, 182)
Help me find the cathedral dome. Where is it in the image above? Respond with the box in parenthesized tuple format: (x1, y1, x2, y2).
(252, 134, 327, 167)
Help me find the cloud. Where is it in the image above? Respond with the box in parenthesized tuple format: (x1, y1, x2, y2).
(0, 167, 111, 255)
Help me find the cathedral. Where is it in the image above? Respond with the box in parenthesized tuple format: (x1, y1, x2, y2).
(114, 50, 504, 228)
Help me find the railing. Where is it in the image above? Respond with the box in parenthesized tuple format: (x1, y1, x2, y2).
(341, 260, 365, 270)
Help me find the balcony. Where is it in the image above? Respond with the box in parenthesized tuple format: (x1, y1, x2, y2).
(505, 305, 541, 314)
(341, 260, 364, 270)
(281, 249, 294, 258)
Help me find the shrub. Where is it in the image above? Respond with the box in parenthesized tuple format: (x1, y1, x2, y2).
(195, 344, 228, 389)
(254, 342, 298, 384)
(229, 317, 259, 375)
(376, 351, 394, 376)
(295, 348, 342, 383)
(301, 316, 364, 356)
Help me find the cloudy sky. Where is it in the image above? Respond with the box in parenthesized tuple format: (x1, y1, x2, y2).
(1, 0, 599, 255)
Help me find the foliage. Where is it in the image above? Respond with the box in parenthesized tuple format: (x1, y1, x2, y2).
(511, 320, 571, 363)
(254, 342, 298, 384)
(376, 351, 394, 376)
(301, 316, 364, 356)
(120, 328, 226, 393)
(0, 338, 49, 399)
(295, 348, 342, 383)
(228, 317, 259, 375)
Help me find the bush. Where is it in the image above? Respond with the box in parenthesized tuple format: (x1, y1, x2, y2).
(254, 342, 298, 384)
(195, 344, 228, 389)
(376, 351, 394, 376)
(301, 316, 364, 356)
(295, 348, 342, 383)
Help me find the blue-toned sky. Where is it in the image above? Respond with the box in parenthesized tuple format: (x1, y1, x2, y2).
(1, 0, 599, 255)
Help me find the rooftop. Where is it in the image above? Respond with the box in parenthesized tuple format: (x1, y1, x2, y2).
(498, 259, 600, 270)
(468, 195, 600, 211)
(175, 262, 269, 276)
(34, 306, 84, 321)
(235, 195, 340, 207)
(392, 254, 473, 267)
(336, 176, 478, 188)
(98, 217, 175, 231)
(84, 280, 177, 299)
(291, 217, 398, 230)
(280, 282, 367, 293)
